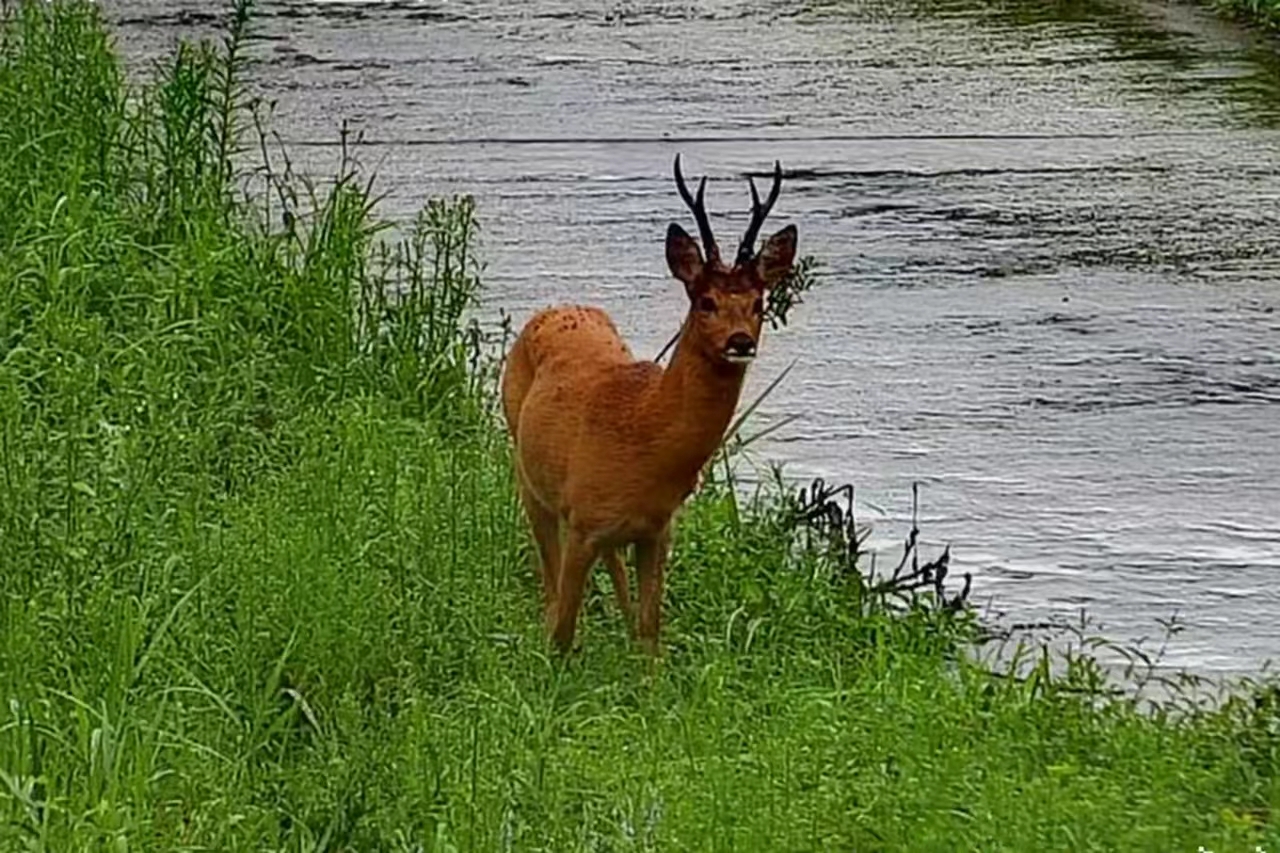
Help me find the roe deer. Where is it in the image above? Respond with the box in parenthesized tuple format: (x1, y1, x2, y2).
(500, 155, 798, 654)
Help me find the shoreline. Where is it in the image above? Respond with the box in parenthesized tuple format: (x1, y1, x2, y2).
(1210, 0, 1280, 30)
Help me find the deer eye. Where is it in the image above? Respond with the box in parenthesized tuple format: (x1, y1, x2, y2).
(752, 297, 764, 315)
(697, 295, 718, 313)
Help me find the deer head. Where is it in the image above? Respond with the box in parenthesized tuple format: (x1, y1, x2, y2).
(665, 155, 798, 366)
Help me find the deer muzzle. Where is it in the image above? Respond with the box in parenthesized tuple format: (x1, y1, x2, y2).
(723, 332, 757, 364)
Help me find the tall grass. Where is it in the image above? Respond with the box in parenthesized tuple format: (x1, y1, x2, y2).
(1, 1, 1278, 849)
(1213, 0, 1280, 30)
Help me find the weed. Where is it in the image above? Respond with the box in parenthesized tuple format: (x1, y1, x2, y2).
(1212, 0, 1280, 30)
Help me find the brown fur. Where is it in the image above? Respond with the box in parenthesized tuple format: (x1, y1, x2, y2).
(501, 169, 798, 654)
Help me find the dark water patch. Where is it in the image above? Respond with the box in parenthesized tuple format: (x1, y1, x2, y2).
(115, 9, 222, 27)
(275, 4, 367, 22)
(404, 9, 472, 24)
(270, 44, 324, 67)
(332, 60, 392, 71)
(1029, 311, 1102, 331)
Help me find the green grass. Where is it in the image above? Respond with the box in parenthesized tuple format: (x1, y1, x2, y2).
(1, 1, 1278, 849)
(1212, 0, 1280, 30)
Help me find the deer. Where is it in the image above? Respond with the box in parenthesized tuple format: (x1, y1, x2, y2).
(500, 154, 798, 654)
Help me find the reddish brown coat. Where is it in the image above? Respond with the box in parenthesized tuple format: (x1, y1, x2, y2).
(501, 158, 798, 653)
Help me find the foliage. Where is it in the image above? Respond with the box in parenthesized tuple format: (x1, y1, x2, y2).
(1213, 0, 1280, 30)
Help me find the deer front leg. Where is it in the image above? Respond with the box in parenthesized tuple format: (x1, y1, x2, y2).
(550, 527, 600, 653)
(635, 528, 671, 655)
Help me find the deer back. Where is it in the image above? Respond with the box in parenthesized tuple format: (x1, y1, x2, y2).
(501, 156, 797, 538)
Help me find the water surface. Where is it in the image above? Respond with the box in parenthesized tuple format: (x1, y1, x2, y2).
(103, 0, 1280, 677)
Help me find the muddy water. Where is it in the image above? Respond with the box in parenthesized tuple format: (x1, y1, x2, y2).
(103, 0, 1280, 677)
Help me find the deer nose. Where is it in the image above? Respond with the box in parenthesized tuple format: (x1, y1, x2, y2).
(724, 332, 757, 362)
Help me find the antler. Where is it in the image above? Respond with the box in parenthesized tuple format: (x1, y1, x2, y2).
(736, 160, 783, 265)
(673, 154, 719, 263)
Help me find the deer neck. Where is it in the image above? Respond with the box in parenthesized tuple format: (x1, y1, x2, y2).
(654, 320, 748, 480)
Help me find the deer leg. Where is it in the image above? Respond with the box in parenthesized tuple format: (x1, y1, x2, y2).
(516, 480, 561, 613)
(635, 528, 671, 655)
(602, 549, 636, 636)
(551, 527, 600, 653)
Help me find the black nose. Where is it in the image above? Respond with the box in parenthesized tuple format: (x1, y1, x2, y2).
(725, 332, 756, 357)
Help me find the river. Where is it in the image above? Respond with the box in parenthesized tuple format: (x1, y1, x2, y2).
(101, 0, 1280, 678)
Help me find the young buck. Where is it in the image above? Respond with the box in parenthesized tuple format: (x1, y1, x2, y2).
(500, 155, 798, 653)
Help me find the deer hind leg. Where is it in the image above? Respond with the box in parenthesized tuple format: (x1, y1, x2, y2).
(516, 479, 561, 614)
(635, 528, 671, 655)
(550, 527, 601, 653)
(602, 549, 636, 636)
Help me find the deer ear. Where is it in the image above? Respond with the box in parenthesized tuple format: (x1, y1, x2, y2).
(666, 223, 704, 291)
(755, 224, 797, 290)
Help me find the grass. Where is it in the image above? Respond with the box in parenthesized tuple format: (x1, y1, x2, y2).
(1212, 0, 1280, 31)
(1, 0, 1278, 849)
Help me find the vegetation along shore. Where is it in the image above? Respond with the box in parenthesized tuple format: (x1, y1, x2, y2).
(1212, 0, 1280, 31)
(1, 1, 1277, 848)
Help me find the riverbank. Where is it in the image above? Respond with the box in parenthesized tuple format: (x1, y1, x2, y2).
(1, 1, 1277, 848)
(1211, 0, 1280, 30)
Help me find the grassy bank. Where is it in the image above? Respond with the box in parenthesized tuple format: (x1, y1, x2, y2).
(1211, 0, 1280, 31)
(1, 1, 1278, 849)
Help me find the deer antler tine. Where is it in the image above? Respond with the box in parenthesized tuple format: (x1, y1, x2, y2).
(736, 160, 785, 265)
(672, 153, 719, 262)
(673, 153, 694, 209)
(764, 159, 782, 213)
